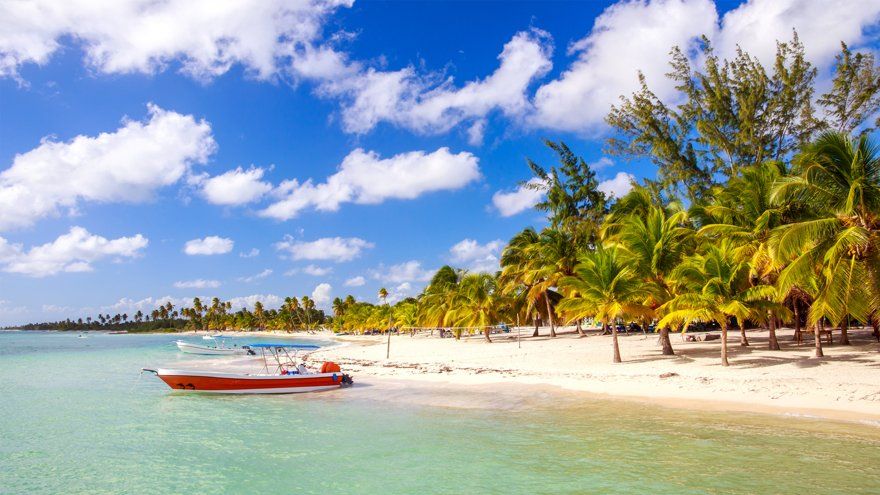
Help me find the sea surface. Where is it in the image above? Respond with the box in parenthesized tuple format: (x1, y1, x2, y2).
(1, 330, 878, 494)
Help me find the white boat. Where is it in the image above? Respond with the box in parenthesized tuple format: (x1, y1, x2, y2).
(144, 343, 352, 394)
(175, 336, 254, 355)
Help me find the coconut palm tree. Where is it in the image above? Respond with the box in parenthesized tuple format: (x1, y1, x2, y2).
(557, 246, 652, 363)
(772, 131, 880, 345)
(378, 287, 388, 305)
(698, 161, 798, 349)
(447, 273, 506, 342)
(659, 240, 780, 366)
(499, 228, 543, 336)
(419, 266, 463, 338)
(607, 206, 693, 355)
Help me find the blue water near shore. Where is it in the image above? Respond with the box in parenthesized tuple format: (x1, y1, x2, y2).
(1, 330, 878, 494)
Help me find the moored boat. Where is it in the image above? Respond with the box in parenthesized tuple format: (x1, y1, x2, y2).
(143, 343, 352, 394)
(175, 335, 254, 355)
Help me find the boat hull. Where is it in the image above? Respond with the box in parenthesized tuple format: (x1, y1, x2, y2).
(175, 341, 246, 355)
(153, 368, 349, 394)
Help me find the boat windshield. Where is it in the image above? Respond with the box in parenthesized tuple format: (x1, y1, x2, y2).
(250, 344, 320, 374)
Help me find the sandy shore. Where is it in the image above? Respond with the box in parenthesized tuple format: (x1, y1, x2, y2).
(305, 326, 880, 424)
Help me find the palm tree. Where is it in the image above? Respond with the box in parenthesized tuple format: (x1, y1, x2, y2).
(378, 287, 388, 305)
(772, 131, 880, 346)
(699, 161, 796, 349)
(500, 228, 543, 336)
(447, 273, 506, 342)
(659, 240, 780, 366)
(419, 266, 462, 338)
(608, 206, 693, 354)
(557, 246, 652, 363)
(253, 301, 265, 330)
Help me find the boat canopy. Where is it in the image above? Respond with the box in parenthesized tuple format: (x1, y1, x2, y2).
(248, 343, 320, 349)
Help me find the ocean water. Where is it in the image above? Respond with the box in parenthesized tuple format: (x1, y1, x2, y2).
(1, 331, 878, 494)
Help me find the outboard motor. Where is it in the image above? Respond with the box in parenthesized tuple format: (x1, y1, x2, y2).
(341, 374, 354, 386)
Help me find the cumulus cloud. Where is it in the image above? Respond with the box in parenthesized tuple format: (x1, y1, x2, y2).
(325, 29, 553, 135)
(236, 268, 272, 283)
(311, 282, 332, 306)
(344, 275, 365, 287)
(598, 172, 636, 199)
(0, 0, 352, 80)
(370, 260, 433, 284)
(184, 236, 234, 256)
(274, 236, 372, 262)
(174, 279, 221, 289)
(492, 178, 545, 217)
(201, 166, 272, 206)
(717, 0, 880, 68)
(449, 239, 503, 273)
(0, 226, 148, 277)
(260, 147, 480, 220)
(531, 0, 717, 133)
(0, 104, 215, 231)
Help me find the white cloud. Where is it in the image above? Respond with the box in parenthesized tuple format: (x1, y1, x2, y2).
(344, 275, 365, 287)
(591, 157, 614, 171)
(531, 0, 718, 133)
(385, 282, 416, 304)
(303, 264, 332, 276)
(239, 248, 260, 258)
(311, 282, 332, 306)
(0, 300, 28, 315)
(274, 236, 372, 262)
(237, 268, 272, 283)
(226, 294, 282, 311)
(598, 172, 636, 199)
(449, 239, 503, 273)
(0, 104, 215, 231)
(717, 0, 880, 68)
(326, 29, 553, 135)
(201, 166, 272, 206)
(0, 0, 353, 81)
(0, 226, 148, 277)
(370, 260, 433, 284)
(184, 236, 234, 256)
(260, 147, 480, 220)
(492, 178, 545, 217)
(174, 279, 221, 289)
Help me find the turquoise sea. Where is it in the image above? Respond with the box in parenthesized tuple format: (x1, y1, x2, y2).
(1, 331, 878, 494)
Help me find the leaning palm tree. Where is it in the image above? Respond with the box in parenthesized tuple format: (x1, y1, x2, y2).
(699, 161, 797, 349)
(557, 246, 652, 363)
(524, 228, 580, 337)
(772, 131, 880, 345)
(608, 206, 693, 354)
(419, 266, 462, 337)
(659, 240, 780, 366)
(499, 228, 544, 336)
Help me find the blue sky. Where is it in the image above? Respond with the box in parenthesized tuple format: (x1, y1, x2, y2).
(1, 0, 879, 324)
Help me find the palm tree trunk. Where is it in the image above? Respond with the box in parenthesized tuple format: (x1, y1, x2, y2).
(768, 314, 780, 351)
(611, 320, 622, 363)
(484, 327, 492, 343)
(872, 312, 880, 342)
(545, 292, 556, 338)
(792, 300, 802, 343)
(659, 326, 674, 355)
(739, 320, 749, 346)
(532, 313, 539, 337)
(720, 322, 729, 367)
(814, 322, 824, 358)
(839, 318, 850, 345)
(576, 319, 585, 337)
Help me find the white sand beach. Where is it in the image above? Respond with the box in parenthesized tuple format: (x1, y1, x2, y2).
(303, 326, 880, 423)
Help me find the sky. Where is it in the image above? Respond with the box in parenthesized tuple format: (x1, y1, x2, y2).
(1, 0, 879, 325)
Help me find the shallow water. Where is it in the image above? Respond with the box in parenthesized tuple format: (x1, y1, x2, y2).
(1, 331, 878, 494)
